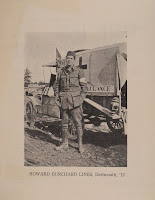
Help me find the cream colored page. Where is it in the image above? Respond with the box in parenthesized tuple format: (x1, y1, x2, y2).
(0, 0, 154, 200)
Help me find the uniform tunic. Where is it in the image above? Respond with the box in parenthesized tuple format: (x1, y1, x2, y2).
(55, 65, 87, 110)
(55, 65, 87, 130)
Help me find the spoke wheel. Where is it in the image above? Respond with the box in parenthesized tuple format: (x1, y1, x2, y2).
(68, 117, 77, 140)
(26, 102, 35, 128)
(107, 117, 124, 134)
(67, 117, 85, 140)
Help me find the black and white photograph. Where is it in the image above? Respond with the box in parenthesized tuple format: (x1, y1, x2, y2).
(1, 0, 154, 199)
(24, 32, 127, 167)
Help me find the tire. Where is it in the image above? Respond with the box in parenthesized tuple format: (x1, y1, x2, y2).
(68, 117, 77, 140)
(26, 102, 36, 128)
(107, 116, 124, 134)
(67, 117, 85, 140)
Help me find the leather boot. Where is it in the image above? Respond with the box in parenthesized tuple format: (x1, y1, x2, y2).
(55, 129, 68, 151)
(77, 128, 84, 154)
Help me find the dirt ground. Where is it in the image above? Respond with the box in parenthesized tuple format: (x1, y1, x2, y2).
(24, 118, 127, 167)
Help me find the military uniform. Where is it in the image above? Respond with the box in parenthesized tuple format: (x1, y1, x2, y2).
(55, 64, 87, 153)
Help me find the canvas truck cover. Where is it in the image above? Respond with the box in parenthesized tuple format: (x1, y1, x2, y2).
(74, 43, 127, 96)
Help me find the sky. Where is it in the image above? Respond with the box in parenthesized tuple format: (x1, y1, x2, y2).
(25, 31, 127, 83)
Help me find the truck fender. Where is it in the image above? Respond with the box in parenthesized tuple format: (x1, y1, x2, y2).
(26, 96, 40, 109)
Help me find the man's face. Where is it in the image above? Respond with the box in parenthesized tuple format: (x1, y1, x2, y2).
(66, 55, 74, 66)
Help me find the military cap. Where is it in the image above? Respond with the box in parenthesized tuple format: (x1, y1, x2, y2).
(66, 51, 76, 59)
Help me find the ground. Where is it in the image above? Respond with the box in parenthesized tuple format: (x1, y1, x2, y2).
(24, 118, 127, 167)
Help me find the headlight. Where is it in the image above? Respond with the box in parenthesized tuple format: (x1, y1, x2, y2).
(111, 97, 119, 113)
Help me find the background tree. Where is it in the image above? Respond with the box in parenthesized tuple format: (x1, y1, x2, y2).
(24, 68, 32, 87)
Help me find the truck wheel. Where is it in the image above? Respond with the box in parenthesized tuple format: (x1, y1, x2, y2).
(68, 118, 85, 140)
(26, 102, 36, 128)
(68, 117, 77, 140)
(107, 117, 124, 134)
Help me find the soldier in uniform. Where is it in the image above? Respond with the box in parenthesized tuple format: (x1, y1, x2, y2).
(55, 51, 87, 154)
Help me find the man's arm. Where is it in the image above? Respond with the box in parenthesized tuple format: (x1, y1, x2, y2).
(79, 68, 87, 100)
(54, 71, 60, 98)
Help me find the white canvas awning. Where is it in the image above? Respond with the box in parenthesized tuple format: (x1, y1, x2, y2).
(42, 60, 57, 68)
